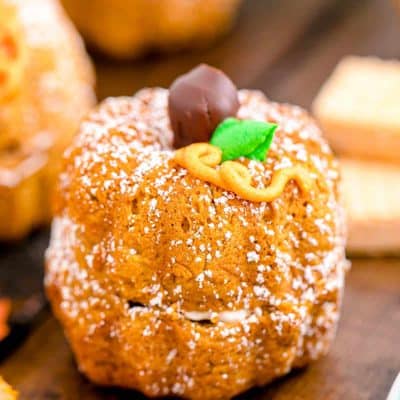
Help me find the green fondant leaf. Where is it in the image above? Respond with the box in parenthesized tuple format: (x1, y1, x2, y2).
(246, 125, 276, 161)
(210, 118, 277, 162)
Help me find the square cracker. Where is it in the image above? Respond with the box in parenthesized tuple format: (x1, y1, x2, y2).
(341, 158, 400, 254)
(313, 56, 400, 162)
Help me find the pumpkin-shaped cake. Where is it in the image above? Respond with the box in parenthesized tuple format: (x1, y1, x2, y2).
(46, 65, 348, 399)
(60, 0, 243, 59)
(0, 0, 95, 240)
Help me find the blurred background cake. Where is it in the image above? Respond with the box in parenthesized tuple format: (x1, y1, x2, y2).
(60, 0, 243, 59)
(0, 0, 95, 240)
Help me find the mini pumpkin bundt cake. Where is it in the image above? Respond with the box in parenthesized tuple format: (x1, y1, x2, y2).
(60, 0, 243, 59)
(46, 65, 348, 399)
(0, 0, 95, 240)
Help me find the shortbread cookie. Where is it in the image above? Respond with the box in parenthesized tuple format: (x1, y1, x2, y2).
(312, 56, 400, 163)
(341, 158, 400, 254)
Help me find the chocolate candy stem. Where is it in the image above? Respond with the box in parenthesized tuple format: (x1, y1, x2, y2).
(168, 64, 240, 149)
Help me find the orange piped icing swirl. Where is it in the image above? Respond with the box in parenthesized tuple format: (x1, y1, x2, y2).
(174, 142, 313, 202)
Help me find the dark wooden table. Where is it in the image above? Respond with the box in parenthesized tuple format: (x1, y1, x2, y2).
(1, 0, 400, 398)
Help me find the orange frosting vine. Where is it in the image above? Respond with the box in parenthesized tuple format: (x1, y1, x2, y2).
(174, 143, 313, 202)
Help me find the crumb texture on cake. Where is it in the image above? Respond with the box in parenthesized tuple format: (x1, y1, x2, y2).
(0, 0, 95, 239)
(46, 88, 347, 400)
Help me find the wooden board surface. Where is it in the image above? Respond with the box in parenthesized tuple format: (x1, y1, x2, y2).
(1, 0, 400, 399)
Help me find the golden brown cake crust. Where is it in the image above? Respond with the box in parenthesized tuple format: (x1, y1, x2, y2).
(46, 88, 348, 399)
(0, 0, 95, 240)
(61, 0, 242, 59)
